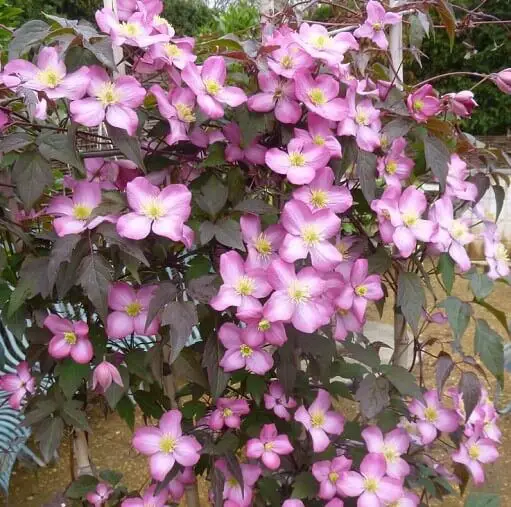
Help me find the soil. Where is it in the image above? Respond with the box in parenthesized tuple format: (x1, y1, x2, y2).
(6, 276, 511, 506)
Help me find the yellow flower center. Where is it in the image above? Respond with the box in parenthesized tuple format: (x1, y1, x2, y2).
(311, 411, 325, 428)
(310, 189, 329, 209)
(495, 243, 509, 262)
(402, 212, 419, 227)
(142, 198, 166, 220)
(386, 160, 398, 175)
(301, 225, 321, 246)
(228, 477, 238, 487)
(264, 442, 274, 451)
(125, 301, 142, 317)
(254, 234, 272, 256)
(424, 406, 438, 423)
(223, 408, 233, 417)
(258, 319, 271, 332)
(234, 276, 255, 296)
(372, 22, 383, 31)
(311, 34, 330, 49)
(469, 444, 480, 460)
(72, 204, 93, 220)
(154, 15, 171, 27)
(337, 308, 349, 316)
(288, 281, 310, 304)
(355, 110, 369, 126)
(308, 88, 327, 106)
(355, 285, 367, 297)
(364, 477, 379, 493)
(382, 445, 399, 463)
(175, 103, 195, 122)
(204, 79, 221, 96)
(240, 344, 253, 358)
(64, 332, 77, 345)
(289, 152, 306, 167)
(159, 435, 176, 454)
(413, 99, 424, 112)
(97, 82, 121, 107)
(280, 55, 293, 69)
(312, 134, 325, 146)
(37, 68, 62, 88)
(164, 43, 182, 58)
(119, 22, 142, 37)
(329, 472, 339, 483)
(451, 220, 468, 240)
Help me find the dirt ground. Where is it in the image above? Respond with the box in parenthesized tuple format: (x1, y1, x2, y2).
(7, 276, 511, 506)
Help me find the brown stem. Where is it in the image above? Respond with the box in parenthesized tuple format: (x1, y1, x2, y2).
(72, 430, 93, 478)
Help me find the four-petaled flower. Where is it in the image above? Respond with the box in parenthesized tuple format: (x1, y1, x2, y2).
(0, 361, 35, 410)
(45, 315, 94, 364)
(246, 423, 294, 470)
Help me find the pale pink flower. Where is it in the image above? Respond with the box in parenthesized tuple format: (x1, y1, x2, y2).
(267, 42, 314, 79)
(491, 68, 511, 95)
(223, 122, 267, 165)
(0, 109, 9, 131)
(132, 409, 201, 481)
(146, 39, 196, 71)
(295, 389, 344, 453)
(293, 166, 352, 213)
(443, 91, 477, 117)
(116, 177, 193, 245)
(117, 0, 163, 20)
(0, 362, 35, 410)
(386, 490, 420, 507)
(217, 323, 274, 375)
(312, 456, 352, 500)
(181, 56, 247, 119)
(92, 361, 124, 391)
(121, 485, 167, 507)
(210, 251, 271, 318)
(325, 500, 344, 507)
(407, 84, 441, 123)
(294, 113, 342, 159)
(264, 381, 297, 421)
(282, 501, 305, 507)
(483, 222, 510, 280)
(107, 282, 159, 339)
(376, 137, 414, 187)
(338, 453, 403, 506)
(265, 259, 331, 333)
(280, 199, 342, 271)
(70, 66, 145, 135)
(215, 458, 261, 507)
(208, 398, 250, 430)
(332, 306, 363, 342)
(84, 158, 120, 190)
(246, 423, 293, 470)
(86, 482, 113, 507)
(247, 71, 301, 124)
(445, 154, 477, 201)
(354, 1, 401, 50)
(243, 304, 288, 347)
(44, 315, 93, 364)
(265, 137, 330, 185)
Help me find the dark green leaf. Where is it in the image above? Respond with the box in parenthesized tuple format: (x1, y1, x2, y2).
(38, 131, 84, 171)
(38, 416, 64, 462)
(83, 37, 116, 69)
(246, 374, 266, 405)
(435, 352, 455, 393)
(56, 359, 89, 399)
(464, 492, 500, 507)
(367, 247, 392, 274)
(106, 124, 145, 170)
(104, 367, 130, 409)
(380, 365, 423, 400)
(438, 253, 454, 294)
(474, 300, 510, 336)
(61, 400, 91, 430)
(257, 477, 282, 507)
(355, 374, 390, 418)
(215, 219, 245, 250)
(0, 132, 34, 153)
(161, 301, 198, 364)
(12, 151, 52, 208)
(203, 335, 230, 399)
(356, 150, 377, 203)
(474, 319, 504, 386)
(439, 296, 472, 346)
(116, 395, 135, 430)
(276, 332, 297, 395)
(133, 390, 164, 419)
(145, 281, 178, 331)
(382, 118, 412, 143)
(48, 235, 83, 290)
(196, 176, 228, 217)
(99, 470, 123, 486)
(342, 341, 381, 370)
(199, 221, 216, 245)
(467, 271, 493, 300)
(424, 134, 450, 191)
(397, 272, 426, 334)
(65, 475, 98, 499)
(234, 199, 276, 215)
(97, 223, 149, 266)
(187, 275, 219, 303)
(436, 0, 457, 48)
(199, 142, 225, 168)
(291, 471, 318, 499)
(459, 372, 481, 421)
(9, 20, 50, 59)
(493, 185, 505, 220)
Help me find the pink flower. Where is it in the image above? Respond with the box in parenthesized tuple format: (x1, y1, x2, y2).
(283, 501, 305, 507)
(217, 323, 274, 375)
(92, 361, 124, 392)
(246, 423, 293, 470)
(121, 485, 167, 507)
(312, 456, 352, 500)
(247, 71, 301, 124)
(452, 433, 499, 485)
(215, 458, 261, 507)
(3, 47, 89, 100)
(445, 154, 477, 201)
(0, 109, 9, 131)
(337, 92, 381, 152)
(267, 42, 314, 79)
(265, 259, 330, 333)
(44, 315, 93, 364)
(361, 426, 410, 479)
(293, 166, 352, 213)
(265, 138, 330, 185)
(0, 361, 35, 410)
(443, 91, 477, 117)
(147, 40, 197, 71)
(338, 453, 403, 506)
(210, 251, 272, 319)
(86, 482, 113, 506)
(483, 222, 510, 280)
(208, 398, 250, 430)
(294, 113, 342, 159)
(46, 181, 114, 237)
(294, 71, 347, 121)
(408, 389, 460, 444)
(294, 389, 344, 452)
(181, 56, 247, 119)
(354, 1, 401, 50)
(333, 307, 363, 342)
(335, 259, 383, 323)
(243, 305, 288, 347)
(116, 177, 193, 245)
(223, 122, 267, 165)
(117, 0, 163, 20)
(264, 381, 297, 421)
(70, 66, 146, 135)
(491, 68, 511, 95)
(407, 84, 441, 123)
(106, 282, 160, 339)
(376, 137, 414, 187)
(280, 199, 342, 271)
(240, 214, 285, 270)
(132, 409, 201, 481)
(325, 500, 344, 507)
(385, 490, 420, 507)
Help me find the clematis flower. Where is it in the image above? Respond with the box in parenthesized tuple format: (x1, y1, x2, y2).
(0, 362, 35, 410)
(116, 177, 193, 245)
(3, 47, 89, 100)
(293, 166, 352, 213)
(217, 323, 274, 375)
(361, 426, 410, 479)
(147, 39, 197, 71)
(325, 501, 344, 507)
(106, 282, 160, 339)
(443, 91, 477, 118)
(332, 307, 363, 342)
(294, 71, 347, 121)
(92, 361, 124, 391)
(337, 93, 381, 152)
(338, 453, 403, 506)
(181, 56, 247, 119)
(353, 1, 401, 50)
(491, 68, 511, 95)
(264, 381, 297, 421)
(86, 482, 113, 507)
(215, 458, 261, 507)
(294, 113, 342, 159)
(376, 137, 414, 187)
(208, 398, 250, 430)
(121, 485, 167, 507)
(265, 259, 330, 333)
(452, 434, 499, 485)
(247, 71, 301, 124)
(240, 214, 285, 270)
(335, 259, 383, 323)
(267, 42, 314, 79)
(167, 467, 196, 503)
(265, 138, 330, 185)
(44, 315, 93, 364)
(407, 84, 441, 123)
(243, 304, 288, 347)
(280, 199, 342, 271)
(246, 423, 294, 470)
(408, 389, 460, 445)
(132, 409, 201, 481)
(70, 66, 146, 135)
(283, 501, 305, 507)
(117, 0, 163, 20)
(210, 251, 272, 319)
(223, 122, 267, 165)
(312, 456, 352, 500)
(445, 154, 477, 201)
(483, 222, 510, 280)
(386, 490, 420, 507)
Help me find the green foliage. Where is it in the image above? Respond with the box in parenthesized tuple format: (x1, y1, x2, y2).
(211, 0, 259, 36)
(0, 0, 23, 49)
(163, 0, 216, 36)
